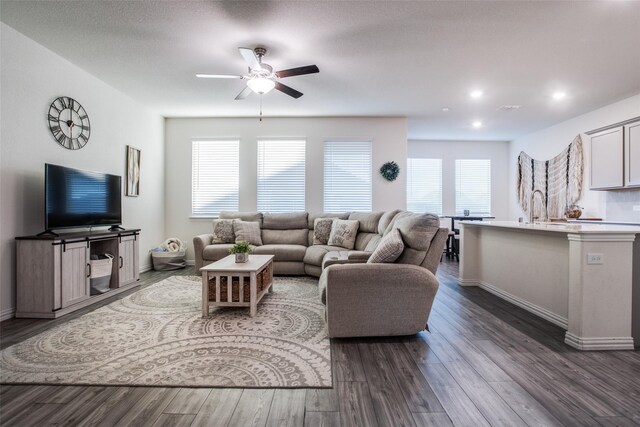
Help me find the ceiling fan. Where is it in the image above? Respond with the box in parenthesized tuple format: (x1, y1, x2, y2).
(197, 47, 319, 100)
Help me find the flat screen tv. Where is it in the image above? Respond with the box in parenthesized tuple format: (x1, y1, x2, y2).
(45, 163, 122, 231)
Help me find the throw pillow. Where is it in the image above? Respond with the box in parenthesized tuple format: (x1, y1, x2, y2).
(367, 228, 404, 263)
(211, 219, 235, 244)
(313, 217, 335, 245)
(234, 220, 263, 246)
(327, 219, 359, 250)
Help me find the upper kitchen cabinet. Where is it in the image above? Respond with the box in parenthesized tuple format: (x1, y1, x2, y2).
(624, 119, 640, 187)
(588, 117, 640, 191)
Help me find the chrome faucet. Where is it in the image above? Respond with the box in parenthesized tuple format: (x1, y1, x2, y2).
(530, 189, 546, 223)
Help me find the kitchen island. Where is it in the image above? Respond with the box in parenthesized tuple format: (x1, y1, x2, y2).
(459, 221, 640, 350)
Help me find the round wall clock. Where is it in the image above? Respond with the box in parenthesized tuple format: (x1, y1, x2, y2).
(47, 96, 91, 150)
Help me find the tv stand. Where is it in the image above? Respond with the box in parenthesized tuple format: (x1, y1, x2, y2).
(15, 228, 141, 318)
(109, 225, 126, 231)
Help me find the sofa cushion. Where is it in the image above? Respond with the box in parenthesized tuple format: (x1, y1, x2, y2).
(220, 211, 262, 226)
(234, 220, 263, 246)
(252, 244, 306, 262)
(211, 219, 235, 244)
(378, 209, 401, 235)
(322, 250, 350, 269)
(303, 244, 345, 266)
(313, 217, 335, 245)
(263, 212, 308, 230)
(354, 232, 379, 251)
(327, 219, 360, 250)
(364, 235, 382, 252)
(385, 212, 440, 266)
(394, 212, 440, 251)
(202, 244, 235, 262)
(261, 229, 308, 246)
(348, 212, 384, 233)
(368, 228, 404, 264)
(308, 212, 349, 229)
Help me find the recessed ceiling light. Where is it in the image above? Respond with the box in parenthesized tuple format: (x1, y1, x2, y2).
(470, 90, 483, 99)
(442, 107, 450, 112)
(552, 91, 567, 100)
(472, 120, 483, 128)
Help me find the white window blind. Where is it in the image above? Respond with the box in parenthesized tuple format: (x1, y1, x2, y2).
(455, 159, 491, 214)
(323, 141, 372, 212)
(257, 139, 306, 212)
(191, 140, 239, 216)
(407, 158, 442, 215)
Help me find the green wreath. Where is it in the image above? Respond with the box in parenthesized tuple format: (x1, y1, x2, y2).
(380, 161, 400, 181)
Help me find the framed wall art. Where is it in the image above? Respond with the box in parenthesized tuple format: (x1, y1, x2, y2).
(126, 145, 141, 196)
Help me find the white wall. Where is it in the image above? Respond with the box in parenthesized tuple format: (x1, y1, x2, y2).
(509, 94, 640, 220)
(0, 23, 166, 320)
(407, 140, 511, 223)
(164, 117, 407, 261)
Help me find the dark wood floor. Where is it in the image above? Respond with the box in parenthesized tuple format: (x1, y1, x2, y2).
(1, 261, 639, 426)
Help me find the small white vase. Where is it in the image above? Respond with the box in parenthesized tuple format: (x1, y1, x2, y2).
(235, 253, 248, 263)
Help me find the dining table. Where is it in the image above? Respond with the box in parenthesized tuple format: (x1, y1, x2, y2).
(439, 214, 495, 261)
(440, 214, 495, 233)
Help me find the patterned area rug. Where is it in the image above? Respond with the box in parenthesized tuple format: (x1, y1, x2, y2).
(0, 276, 331, 388)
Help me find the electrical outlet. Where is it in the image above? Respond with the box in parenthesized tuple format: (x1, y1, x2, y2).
(633, 205, 640, 212)
(587, 253, 604, 265)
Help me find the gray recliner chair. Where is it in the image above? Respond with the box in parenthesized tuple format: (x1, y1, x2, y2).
(318, 212, 448, 338)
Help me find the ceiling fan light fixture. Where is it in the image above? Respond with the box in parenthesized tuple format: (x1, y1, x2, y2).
(247, 77, 275, 94)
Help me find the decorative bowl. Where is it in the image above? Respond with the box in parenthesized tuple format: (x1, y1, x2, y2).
(565, 205, 582, 219)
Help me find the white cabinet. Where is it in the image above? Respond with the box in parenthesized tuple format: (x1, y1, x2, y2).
(16, 229, 141, 318)
(624, 120, 640, 187)
(60, 241, 90, 308)
(119, 235, 139, 287)
(590, 127, 624, 189)
(589, 117, 640, 191)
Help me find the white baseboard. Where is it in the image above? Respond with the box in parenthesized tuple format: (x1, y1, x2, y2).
(457, 279, 479, 287)
(477, 281, 569, 330)
(186, 259, 195, 266)
(0, 307, 16, 322)
(139, 263, 153, 273)
(565, 332, 635, 350)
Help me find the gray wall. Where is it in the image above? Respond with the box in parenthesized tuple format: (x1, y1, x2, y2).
(508, 93, 640, 220)
(0, 23, 166, 319)
(164, 117, 408, 261)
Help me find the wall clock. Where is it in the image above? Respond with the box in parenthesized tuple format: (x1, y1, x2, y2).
(47, 96, 91, 150)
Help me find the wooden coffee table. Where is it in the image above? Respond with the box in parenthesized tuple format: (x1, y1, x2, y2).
(200, 254, 274, 317)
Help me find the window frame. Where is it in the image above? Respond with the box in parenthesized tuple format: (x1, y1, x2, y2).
(191, 139, 240, 218)
(323, 139, 373, 212)
(454, 158, 492, 215)
(406, 157, 443, 215)
(256, 138, 306, 213)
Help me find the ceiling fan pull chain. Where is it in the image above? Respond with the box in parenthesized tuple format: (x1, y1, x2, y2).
(260, 95, 263, 122)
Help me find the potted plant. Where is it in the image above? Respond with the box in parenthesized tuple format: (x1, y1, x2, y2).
(229, 241, 252, 263)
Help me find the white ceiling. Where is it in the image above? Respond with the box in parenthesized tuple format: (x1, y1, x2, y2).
(2, 1, 639, 140)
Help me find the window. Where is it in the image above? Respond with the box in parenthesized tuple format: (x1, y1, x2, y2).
(191, 140, 239, 216)
(407, 158, 442, 215)
(324, 141, 372, 212)
(257, 139, 306, 212)
(455, 159, 491, 214)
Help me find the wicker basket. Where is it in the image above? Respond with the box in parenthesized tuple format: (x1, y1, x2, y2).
(208, 262, 273, 302)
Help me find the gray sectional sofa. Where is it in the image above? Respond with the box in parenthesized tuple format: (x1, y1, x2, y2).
(193, 210, 448, 337)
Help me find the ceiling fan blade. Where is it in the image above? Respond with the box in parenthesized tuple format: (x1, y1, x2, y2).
(235, 85, 253, 100)
(196, 73, 243, 79)
(275, 65, 319, 78)
(274, 81, 303, 99)
(238, 47, 262, 71)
